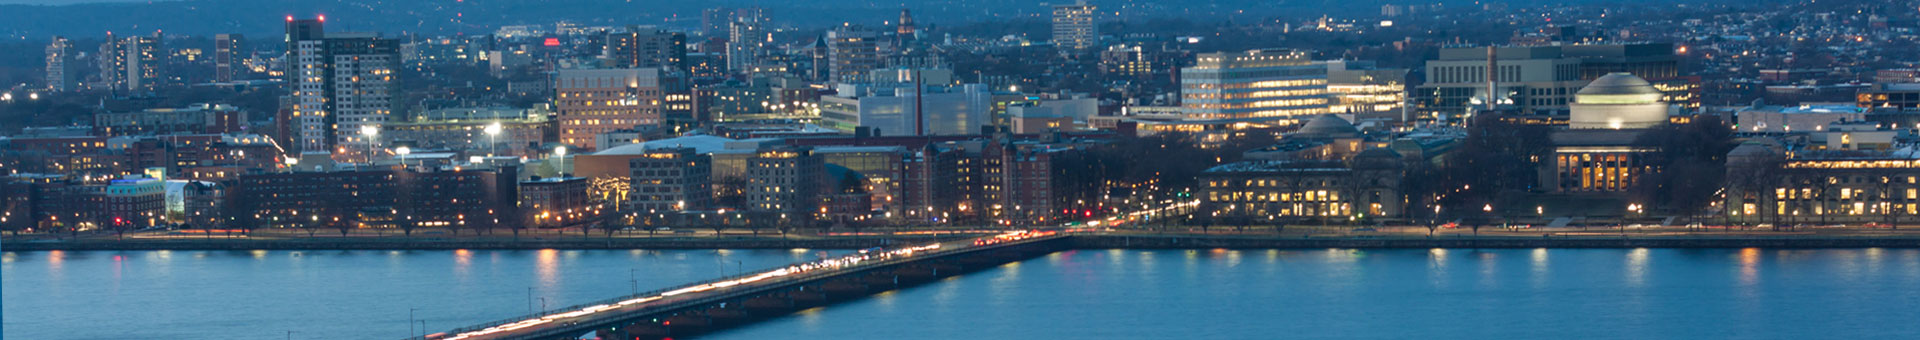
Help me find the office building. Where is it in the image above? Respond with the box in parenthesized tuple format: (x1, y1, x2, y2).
(1419, 43, 1698, 118)
(820, 82, 993, 136)
(554, 68, 679, 150)
(1180, 49, 1330, 123)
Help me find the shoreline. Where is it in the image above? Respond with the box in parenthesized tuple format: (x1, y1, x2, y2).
(13, 233, 1920, 251)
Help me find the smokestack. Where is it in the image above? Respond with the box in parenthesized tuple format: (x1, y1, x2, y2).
(1486, 46, 1498, 111)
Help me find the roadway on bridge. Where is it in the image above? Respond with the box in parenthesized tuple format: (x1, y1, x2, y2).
(431, 230, 1059, 340)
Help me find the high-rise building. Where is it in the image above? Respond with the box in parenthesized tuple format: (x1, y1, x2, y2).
(96, 32, 163, 92)
(1180, 49, 1330, 122)
(897, 9, 918, 42)
(726, 18, 767, 73)
(826, 27, 881, 83)
(121, 33, 163, 91)
(45, 36, 73, 92)
(97, 32, 124, 90)
(285, 17, 402, 160)
(820, 81, 993, 136)
(629, 147, 712, 212)
(1051, 0, 1098, 51)
(604, 26, 686, 70)
(214, 34, 244, 82)
(554, 68, 678, 150)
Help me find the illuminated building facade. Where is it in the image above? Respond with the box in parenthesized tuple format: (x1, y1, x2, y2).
(1325, 60, 1409, 123)
(1725, 142, 1920, 225)
(1199, 149, 1405, 219)
(1180, 49, 1330, 123)
(520, 176, 597, 229)
(554, 68, 676, 150)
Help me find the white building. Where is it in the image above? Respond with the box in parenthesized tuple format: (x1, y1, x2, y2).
(1180, 49, 1329, 123)
(1568, 73, 1672, 130)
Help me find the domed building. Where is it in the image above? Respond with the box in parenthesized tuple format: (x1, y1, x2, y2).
(1568, 73, 1672, 130)
(1293, 114, 1363, 139)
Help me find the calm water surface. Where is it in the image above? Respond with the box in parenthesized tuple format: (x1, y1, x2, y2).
(7, 248, 1920, 339)
(1, 249, 838, 339)
(712, 248, 1920, 339)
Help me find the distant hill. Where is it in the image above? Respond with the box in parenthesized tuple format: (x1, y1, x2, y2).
(0, 0, 1763, 39)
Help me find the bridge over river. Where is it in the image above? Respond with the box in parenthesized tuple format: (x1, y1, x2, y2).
(418, 230, 1069, 340)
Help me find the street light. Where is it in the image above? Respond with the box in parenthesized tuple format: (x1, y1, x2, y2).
(395, 146, 412, 169)
(484, 122, 502, 157)
(554, 146, 568, 176)
(360, 125, 379, 165)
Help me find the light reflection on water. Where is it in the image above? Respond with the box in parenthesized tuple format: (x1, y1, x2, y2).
(708, 248, 1920, 340)
(2, 249, 832, 339)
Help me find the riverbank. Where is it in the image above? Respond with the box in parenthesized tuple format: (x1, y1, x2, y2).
(1071, 233, 1920, 248)
(16, 232, 1920, 251)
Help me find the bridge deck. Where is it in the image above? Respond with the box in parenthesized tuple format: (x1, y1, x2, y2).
(427, 231, 1063, 340)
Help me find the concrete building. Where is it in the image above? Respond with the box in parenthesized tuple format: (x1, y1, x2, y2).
(1419, 43, 1698, 118)
(629, 147, 712, 213)
(1051, 0, 1098, 51)
(93, 103, 245, 137)
(604, 26, 686, 70)
(1180, 49, 1330, 123)
(382, 106, 551, 156)
(214, 34, 245, 82)
(1736, 105, 1868, 133)
(819, 82, 993, 136)
(554, 68, 677, 150)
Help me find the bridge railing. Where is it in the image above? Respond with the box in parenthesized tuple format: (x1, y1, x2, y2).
(417, 235, 1061, 339)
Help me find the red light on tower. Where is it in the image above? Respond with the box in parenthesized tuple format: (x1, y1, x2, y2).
(543, 37, 561, 47)
(318, 15, 326, 22)
(285, 15, 293, 22)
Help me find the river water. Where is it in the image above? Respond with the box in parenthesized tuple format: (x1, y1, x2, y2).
(8, 248, 1920, 339)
